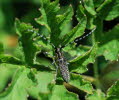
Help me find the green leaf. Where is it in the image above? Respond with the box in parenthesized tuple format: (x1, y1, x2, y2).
(107, 80, 119, 100)
(26, 72, 79, 100)
(100, 69, 119, 91)
(97, 25, 119, 61)
(61, 5, 87, 46)
(15, 19, 39, 65)
(69, 44, 97, 73)
(40, 0, 50, 5)
(105, 0, 119, 20)
(35, 38, 53, 57)
(86, 89, 106, 100)
(98, 40, 119, 61)
(36, 1, 74, 47)
(34, 56, 55, 70)
(81, 0, 96, 29)
(80, 2, 96, 29)
(35, 0, 60, 35)
(49, 85, 78, 100)
(11, 44, 25, 63)
(96, 0, 112, 14)
(63, 44, 90, 61)
(0, 54, 22, 65)
(27, 71, 55, 99)
(36, 0, 60, 46)
(35, 7, 51, 32)
(69, 73, 93, 94)
(57, 5, 73, 35)
(0, 63, 19, 92)
(76, 4, 87, 22)
(86, 13, 96, 29)
(83, 0, 96, 15)
(0, 64, 55, 100)
(0, 66, 36, 100)
(96, 0, 119, 20)
(94, 0, 104, 8)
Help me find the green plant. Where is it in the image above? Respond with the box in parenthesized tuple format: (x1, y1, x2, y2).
(0, 0, 119, 100)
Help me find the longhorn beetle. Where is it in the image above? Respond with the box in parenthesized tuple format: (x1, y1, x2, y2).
(55, 47, 70, 82)
(35, 27, 96, 83)
(54, 27, 96, 82)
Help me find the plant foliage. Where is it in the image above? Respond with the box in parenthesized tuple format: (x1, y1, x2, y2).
(0, 0, 119, 100)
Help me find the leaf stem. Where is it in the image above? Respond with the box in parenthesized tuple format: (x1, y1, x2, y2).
(92, 33, 102, 89)
(93, 58, 101, 89)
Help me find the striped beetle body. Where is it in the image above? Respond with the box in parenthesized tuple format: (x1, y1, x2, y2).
(55, 48, 70, 82)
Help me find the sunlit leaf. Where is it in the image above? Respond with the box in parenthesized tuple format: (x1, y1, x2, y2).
(49, 84, 78, 100)
(107, 80, 119, 100)
(0, 66, 36, 100)
(86, 90, 106, 100)
(97, 25, 119, 61)
(69, 73, 93, 94)
(83, 0, 96, 15)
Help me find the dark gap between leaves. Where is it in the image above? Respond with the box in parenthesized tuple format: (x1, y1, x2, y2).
(33, 52, 55, 71)
(75, 29, 92, 46)
(0, 78, 12, 93)
(27, 96, 37, 100)
(103, 17, 119, 32)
